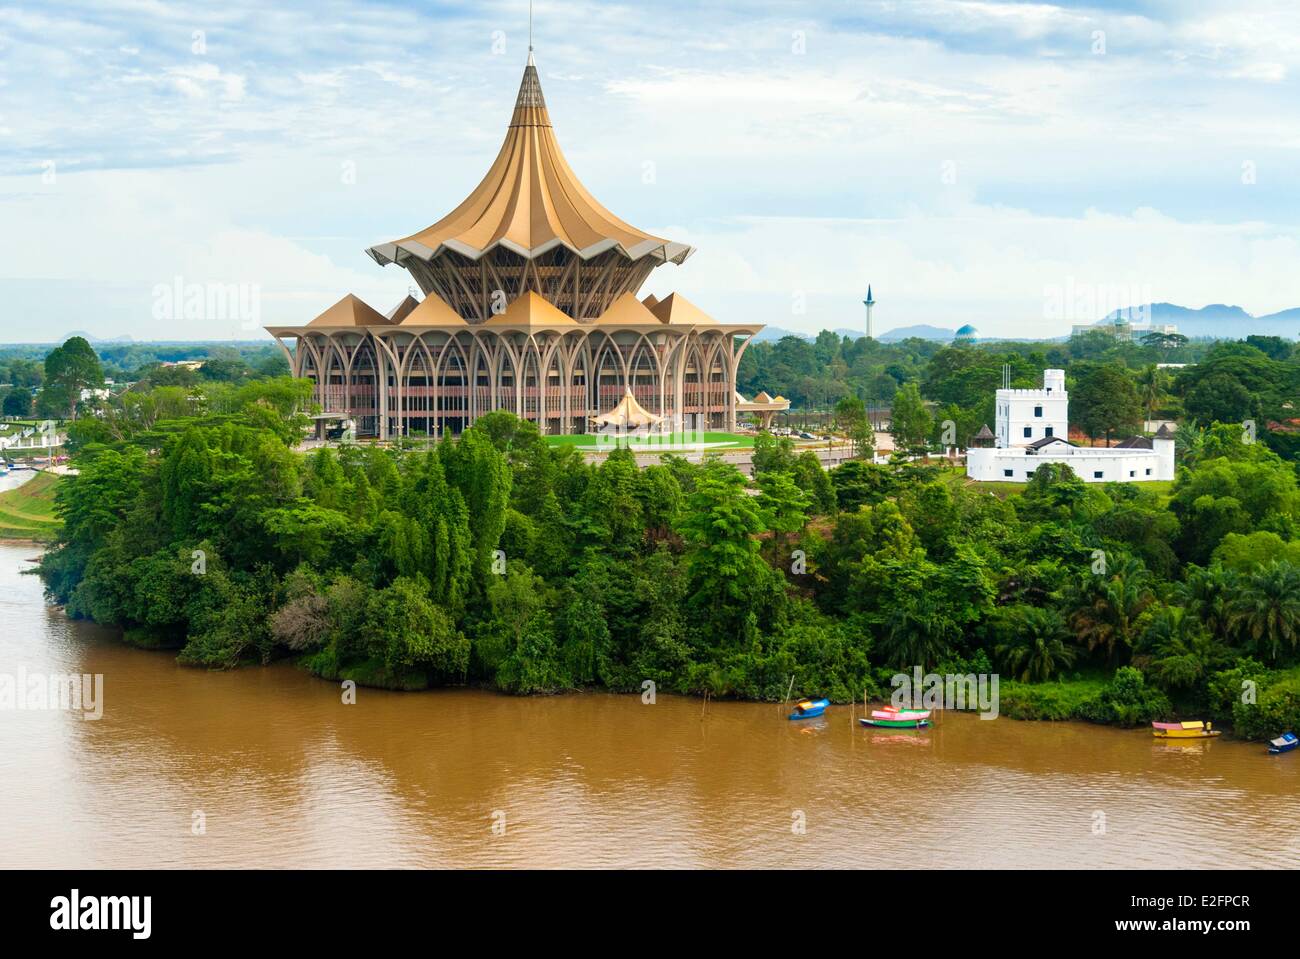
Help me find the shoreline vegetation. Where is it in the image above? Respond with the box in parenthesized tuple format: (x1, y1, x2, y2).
(0, 471, 63, 542)
(23, 333, 1300, 744)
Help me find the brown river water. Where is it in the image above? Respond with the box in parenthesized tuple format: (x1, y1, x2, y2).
(0, 476, 1295, 868)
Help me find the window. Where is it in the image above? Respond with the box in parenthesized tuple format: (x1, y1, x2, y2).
(1145, 468, 1152, 476)
(1129, 471, 1135, 478)
(1045, 427, 1054, 437)
(1034, 406, 1043, 417)
(1026, 470, 1035, 478)
(1003, 469, 1013, 477)
(1023, 427, 1032, 438)
(1093, 470, 1104, 479)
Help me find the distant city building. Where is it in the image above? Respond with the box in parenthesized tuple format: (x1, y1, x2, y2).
(1070, 319, 1179, 341)
(266, 54, 775, 438)
(967, 369, 1175, 483)
(953, 324, 979, 345)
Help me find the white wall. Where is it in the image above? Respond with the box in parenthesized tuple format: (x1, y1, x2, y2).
(995, 387, 1069, 447)
(968, 446, 1171, 483)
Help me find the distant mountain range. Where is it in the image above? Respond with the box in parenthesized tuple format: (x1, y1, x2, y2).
(1100, 303, 1300, 339)
(875, 324, 955, 342)
(753, 304, 1300, 345)
(755, 324, 955, 343)
(60, 331, 135, 344)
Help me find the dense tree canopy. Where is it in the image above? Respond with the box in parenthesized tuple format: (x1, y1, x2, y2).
(32, 323, 1300, 740)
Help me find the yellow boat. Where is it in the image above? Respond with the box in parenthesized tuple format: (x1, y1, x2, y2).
(1152, 720, 1221, 739)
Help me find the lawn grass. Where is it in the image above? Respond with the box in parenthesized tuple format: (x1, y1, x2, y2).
(0, 472, 63, 541)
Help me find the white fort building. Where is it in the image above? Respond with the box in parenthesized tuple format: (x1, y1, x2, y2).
(966, 369, 1175, 483)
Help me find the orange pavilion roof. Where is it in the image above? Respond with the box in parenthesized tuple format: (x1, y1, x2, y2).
(305, 294, 390, 328)
(366, 54, 693, 269)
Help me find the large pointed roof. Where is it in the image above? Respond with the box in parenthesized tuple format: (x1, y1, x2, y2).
(595, 291, 662, 326)
(649, 291, 716, 325)
(306, 294, 390, 328)
(483, 291, 581, 328)
(397, 292, 469, 328)
(366, 54, 693, 269)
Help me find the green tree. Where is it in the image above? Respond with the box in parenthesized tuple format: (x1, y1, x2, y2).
(1071, 363, 1142, 445)
(1134, 363, 1170, 421)
(3, 389, 31, 418)
(1226, 561, 1300, 663)
(889, 381, 932, 455)
(834, 395, 874, 459)
(676, 461, 782, 645)
(366, 577, 469, 680)
(994, 606, 1076, 682)
(1185, 373, 1257, 427)
(1068, 556, 1156, 663)
(42, 336, 103, 420)
(756, 470, 810, 553)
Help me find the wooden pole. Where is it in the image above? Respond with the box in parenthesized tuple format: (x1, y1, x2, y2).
(782, 674, 795, 712)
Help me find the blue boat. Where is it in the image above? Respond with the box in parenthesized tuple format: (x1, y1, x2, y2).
(788, 698, 829, 720)
(1268, 732, 1298, 754)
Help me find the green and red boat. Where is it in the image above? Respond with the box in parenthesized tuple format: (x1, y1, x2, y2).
(859, 706, 932, 729)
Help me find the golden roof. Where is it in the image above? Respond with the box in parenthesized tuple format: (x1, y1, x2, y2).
(398, 292, 469, 327)
(367, 54, 693, 269)
(595, 291, 662, 326)
(483, 291, 581, 329)
(306, 294, 390, 328)
(385, 295, 421, 323)
(649, 292, 716, 325)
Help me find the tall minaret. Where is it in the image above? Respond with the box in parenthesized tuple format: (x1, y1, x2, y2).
(863, 285, 876, 339)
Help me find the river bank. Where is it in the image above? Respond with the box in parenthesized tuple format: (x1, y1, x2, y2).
(3, 540, 1296, 867)
(0, 469, 61, 542)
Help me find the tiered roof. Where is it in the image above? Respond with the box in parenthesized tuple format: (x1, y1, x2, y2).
(366, 54, 693, 270)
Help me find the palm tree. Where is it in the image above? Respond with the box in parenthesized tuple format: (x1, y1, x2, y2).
(1134, 363, 1169, 422)
(996, 606, 1076, 682)
(877, 592, 961, 670)
(1226, 561, 1300, 663)
(1173, 564, 1238, 640)
(1137, 605, 1230, 689)
(1174, 424, 1209, 470)
(1068, 556, 1156, 663)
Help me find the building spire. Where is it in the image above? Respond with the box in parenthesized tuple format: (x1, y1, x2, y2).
(511, 49, 549, 126)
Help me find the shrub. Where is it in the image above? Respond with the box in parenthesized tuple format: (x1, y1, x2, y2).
(1079, 666, 1172, 726)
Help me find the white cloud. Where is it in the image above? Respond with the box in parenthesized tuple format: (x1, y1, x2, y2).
(647, 202, 1300, 337)
(0, 0, 1298, 340)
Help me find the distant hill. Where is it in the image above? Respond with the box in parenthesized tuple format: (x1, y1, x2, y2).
(877, 324, 954, 342)
(1101, 304, 1300, 339)
(752, 326, 812, 343)
(753, 325, 952, 343)
(58, 331, 135, 344)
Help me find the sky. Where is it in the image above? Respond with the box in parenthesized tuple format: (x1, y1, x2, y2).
(1, 0, 1298, 342)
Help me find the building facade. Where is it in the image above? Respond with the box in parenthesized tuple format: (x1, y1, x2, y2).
(968, 369, 1175, 483)
(994, 368, 1069, 448)
(266, 55, 764, 438)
